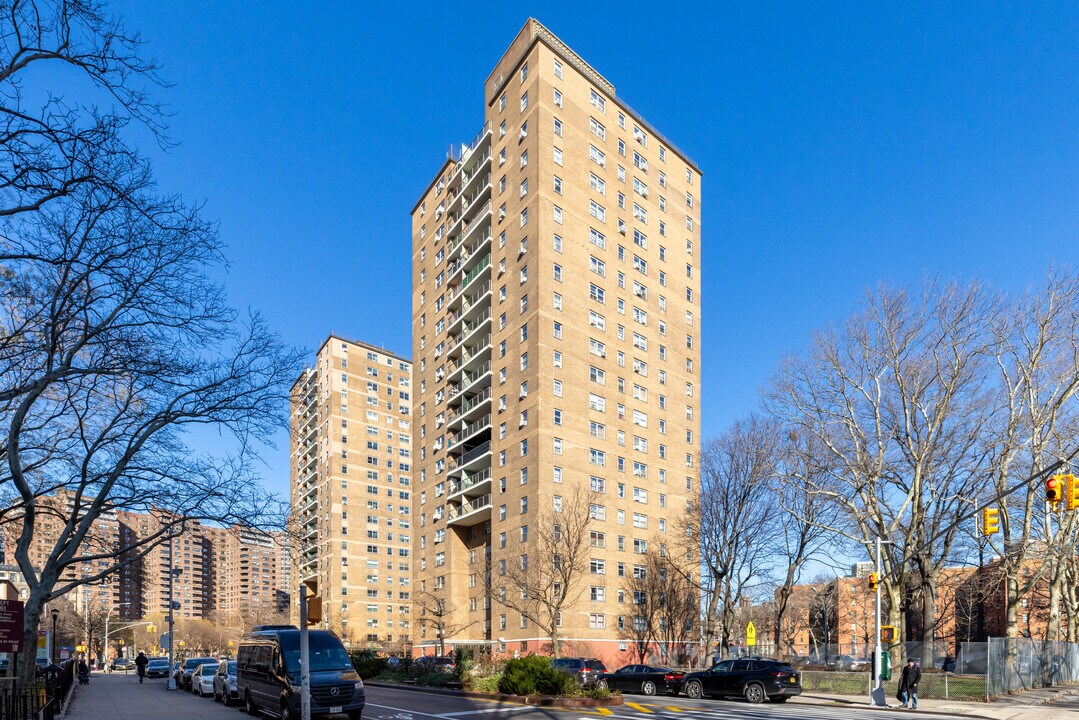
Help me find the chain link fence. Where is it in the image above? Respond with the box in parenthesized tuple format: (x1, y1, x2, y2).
(985, 638, 1079, 696)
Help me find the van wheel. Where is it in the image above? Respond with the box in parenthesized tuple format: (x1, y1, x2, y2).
(244, 693, 258, 715)
(744, 683, 765, 704)
(642, 680, 657, 695)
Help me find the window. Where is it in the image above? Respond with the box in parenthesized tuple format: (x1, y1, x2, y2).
(589, 201, 605, 221)
(589, 145, 606, 167)
(590, 256, 606, 277)
(499, 93, 506, 112)
(553, 117, 563, 137)
(553, 89, 563, 108)
(589, 173, 606, 195)
(590, 475, 606, 493)
(590, 448, 606, 466)
(589, 393, 606, 412)
(520, 92, 528, 111)
(520, 62, 528, 82)
(589, 338, 606, 356)
(553, 176, 562, 195)
(553, 495, 563, 512)
(590, 366, 606, 384)
(590, 117, 606, 140)
(553, 233, 562, 252)
(590, 227, 606, 249)
(553, 205, 563, 224)
(589, 284, 605, 304)
(553, 147, 563, 165)
(553, 321, 562, 339)
(590, 586, 605, 602)
(590, 559, 606, 574)
(553, 59, 563, 78)
(553, 264, 562, 282)
(589, 310, 606, 330)
(590, 89, 606, 113)
(553, 379, 563, 397)
(633, 255, 648, 275)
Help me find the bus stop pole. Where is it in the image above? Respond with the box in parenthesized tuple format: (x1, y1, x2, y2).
(299, 585, 311, 720)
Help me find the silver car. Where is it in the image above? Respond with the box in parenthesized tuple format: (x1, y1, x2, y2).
(191, 662, 219, 696)
(213, 660, 239, 704)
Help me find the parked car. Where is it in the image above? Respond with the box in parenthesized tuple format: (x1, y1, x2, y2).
(146, 658, 170, 678)
(826, 654, 867, 671)
(179, 656, 217, 690)
(681, 658, 802, 704)
(237, 625, 364, 720)
(597, 665, 684, 695)
(214, 660, 239, 704)
(411, 655, 455, 674)
(110, 657, 134, 672)
(551, 657, 607, 688)
(191, 661, 219, 696)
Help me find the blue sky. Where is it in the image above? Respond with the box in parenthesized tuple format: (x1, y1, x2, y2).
(108, 1, 1079, 497)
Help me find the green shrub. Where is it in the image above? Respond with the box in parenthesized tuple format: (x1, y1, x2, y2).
(416, 671, 455, 687)
(468, 674, 501, 693)
(497, 655, 577, 696)
(351, 650, 388, 679)
(584, 684, 615, 699)
(454, 647, 474, 682)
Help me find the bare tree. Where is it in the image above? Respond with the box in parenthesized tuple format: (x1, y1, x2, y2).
(0, 3, 299, 687)
(692, 416, 781, 664)
(414, 588, 474, 657)
(499, 486, 592, 658)
(653, 552, 700, 666)
(985, 270, 1079, 640)
(620, 553, 662, 664)
(772, 429, 841, 659)
(766, 279, 999, 663)
(0, 0, 169, 219)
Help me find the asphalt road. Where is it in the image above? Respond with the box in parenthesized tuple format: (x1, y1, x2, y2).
(362, 684, 965, 720)
(72, 673, 968, 720)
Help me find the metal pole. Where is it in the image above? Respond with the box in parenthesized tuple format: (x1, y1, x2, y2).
(104, 605, 110, 673)
(167, 531, 176, 690)
(299, 586, 311, 720)
(51, 611, 58, 666)
(873, 537, 883, 706)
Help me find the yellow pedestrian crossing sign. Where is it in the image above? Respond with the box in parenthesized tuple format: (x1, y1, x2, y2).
(746, 621, 757, 647)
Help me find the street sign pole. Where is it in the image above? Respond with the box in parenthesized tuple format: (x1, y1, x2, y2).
(872, 537, 883, 706)
(299, 585, 311, 720)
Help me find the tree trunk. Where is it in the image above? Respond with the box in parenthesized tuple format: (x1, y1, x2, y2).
(921, 575, 937, 669)
(18, 589, 47, 690)
(773, 586, 791, 660)
(551, 626, 560, 659)
(1005, 575, 1019, 638)
(885, 584, 905, 667)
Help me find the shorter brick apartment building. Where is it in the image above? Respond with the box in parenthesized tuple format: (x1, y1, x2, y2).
(766, 559, 1070, 661)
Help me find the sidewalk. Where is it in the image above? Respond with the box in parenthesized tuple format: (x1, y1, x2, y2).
(795, 685, 1079, 720)
(64, 671, 238, 719)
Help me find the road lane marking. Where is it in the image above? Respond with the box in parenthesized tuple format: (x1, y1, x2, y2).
(595, 709, 614, 716)
(624, 704, 654, 714)
(366, 702, 446, 719)
(440, 709, 539, 717)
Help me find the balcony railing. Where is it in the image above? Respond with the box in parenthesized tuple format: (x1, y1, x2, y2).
(448, 493, 492, 520)
(451, 415, 491, 448)
(458, 387, 491, 416)
(451, 468, 492, 496)
(460, 333, 491, 365)
(458, 441, 491, 467)
(463, 254, 490, 288)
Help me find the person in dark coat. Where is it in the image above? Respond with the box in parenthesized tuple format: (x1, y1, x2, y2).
(898, 659, 921, 709)
(135, 652, 148, 683)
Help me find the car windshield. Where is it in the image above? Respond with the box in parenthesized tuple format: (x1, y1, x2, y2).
(202, 664, 219, 675)
(148, 661, 168, 667)
(226, 661, 237, 674)
(185, 658, 214, 669)
(281, 635, 353, 673)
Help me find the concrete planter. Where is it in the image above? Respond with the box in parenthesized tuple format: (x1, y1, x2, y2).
(364, 681, 624, 707)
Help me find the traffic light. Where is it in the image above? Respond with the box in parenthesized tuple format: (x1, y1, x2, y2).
(1047, 475, 1064, 506)
(981, 507, 1000, 536)
(868, 572, 879, 592)
(1066, 474, 1079, 512)
(880, 626, 897, 643)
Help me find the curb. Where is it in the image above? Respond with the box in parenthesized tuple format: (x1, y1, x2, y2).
(364, 681, 625, 708)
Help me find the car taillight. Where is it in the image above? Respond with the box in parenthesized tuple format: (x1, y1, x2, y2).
(665, 674, 683, 680)
(770, 671, 787, 676)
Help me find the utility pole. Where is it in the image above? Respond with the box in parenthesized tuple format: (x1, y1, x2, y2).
(871, 537, 885, 706)
(299, 586, 311, 720)
(167, 530, 181, 691)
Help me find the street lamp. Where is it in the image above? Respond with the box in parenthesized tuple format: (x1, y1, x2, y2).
(102, 600, 130, 672)
(50, 608, 59, 665)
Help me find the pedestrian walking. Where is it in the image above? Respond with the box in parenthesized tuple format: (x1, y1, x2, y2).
(898, 659, 920, 709)
(135, 651, 148, 684)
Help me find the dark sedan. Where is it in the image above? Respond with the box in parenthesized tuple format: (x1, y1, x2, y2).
(597, 665, 684, 695)
(145, 658, 170, 678)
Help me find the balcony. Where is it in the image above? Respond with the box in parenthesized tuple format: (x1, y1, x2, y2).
(447, 493, 492, 527)
(449, 441, 491, 477)
(452, 387, 491, 426)
(448, 308, 491, 360)
(448, 468, 492, 501)
(448, 280, 492, 334)
(448, 360, 491, 403)
(449, 414, 491, 452)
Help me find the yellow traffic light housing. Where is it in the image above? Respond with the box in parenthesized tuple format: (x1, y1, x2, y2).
(1047, 475, 1064, 506)
(868, 572, 879, 592)
(981, 507, 999, 536)
(1065, 474, 1079, 512)
(881, 625, 897, 643)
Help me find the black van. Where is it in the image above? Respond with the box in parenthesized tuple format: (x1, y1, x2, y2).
(237, 625, 364, 719)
